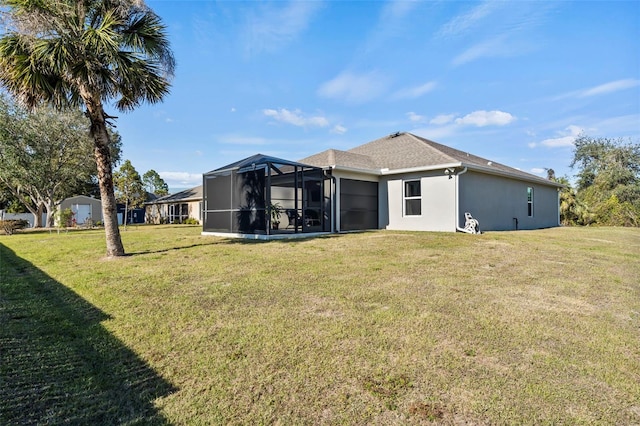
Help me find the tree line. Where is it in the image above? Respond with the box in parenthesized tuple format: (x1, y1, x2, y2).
(0, 95, 169, 228)
(0, 0, 174, 256)
(555, 135, 640, 227)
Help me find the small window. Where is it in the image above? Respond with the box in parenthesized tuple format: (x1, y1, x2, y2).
(404, 180, 421, 216)
(527, 187, 534, 217)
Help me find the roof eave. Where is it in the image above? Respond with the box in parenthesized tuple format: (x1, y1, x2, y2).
(330, 165, 382, 175)
(462, 163, 564, 187)
(379, 162, 463, 175)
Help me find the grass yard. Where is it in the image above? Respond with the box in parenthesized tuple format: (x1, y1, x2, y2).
(1, 225, 639, 424)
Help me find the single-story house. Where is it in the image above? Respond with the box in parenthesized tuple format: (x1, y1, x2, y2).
(145, 185, 203, 224)
(202, 132, 562, 238)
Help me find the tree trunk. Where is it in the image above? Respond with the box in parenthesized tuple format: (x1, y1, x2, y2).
(83, 93, 125, 256)
(2, 183, 42, 227)
(34, 203, 43, 228)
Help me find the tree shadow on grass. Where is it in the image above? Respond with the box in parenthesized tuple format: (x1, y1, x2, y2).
(0, 244, 177, 425)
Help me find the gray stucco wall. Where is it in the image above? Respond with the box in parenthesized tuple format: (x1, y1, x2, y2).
(383, 171, 456, 232)
(459, 171, 559, 231)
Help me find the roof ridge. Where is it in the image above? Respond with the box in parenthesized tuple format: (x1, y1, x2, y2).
(405, 132, 460, 164)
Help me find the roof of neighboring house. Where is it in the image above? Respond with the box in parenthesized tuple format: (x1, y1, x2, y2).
(300, 132, 561, 186)
(147, 185, 202, 204)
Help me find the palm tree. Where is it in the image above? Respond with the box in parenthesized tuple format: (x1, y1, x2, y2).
(0, 0, 175, 256)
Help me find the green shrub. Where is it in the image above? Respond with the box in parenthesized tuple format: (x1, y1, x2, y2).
(0, 219, 29, 235)
(56, 208, 75, 228)
(182, 218, 199, 225)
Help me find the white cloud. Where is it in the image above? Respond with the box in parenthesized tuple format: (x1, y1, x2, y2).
(244, 1, 322, 54)
(553, 79, 640, 101)
(263, 108, 329, 128)
(407, 112, 426, 122)
(451, 36, 512, 66)
(536, 125, 583, 148)
(437, 1, 498, 38)
(382, 0, 420, 20)
(159, 172, 202, 187)
(579, 79, 640, 97)
(317, 70, 389, 103)
(331, 124, 348, 134)
(530, 167, 545, 174)
(393, 81, 437, 99)
(430, 114, 456, 125)
(455, 110, 516, 127)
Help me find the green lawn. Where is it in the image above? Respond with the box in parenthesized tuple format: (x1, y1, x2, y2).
(1, 225, 639, 424)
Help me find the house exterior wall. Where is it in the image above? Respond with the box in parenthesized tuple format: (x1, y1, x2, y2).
(329, 169, 559, 233)
(383, 170, 456, 232)
(145, 200, 201, 224)
(459, 171, 559, 231)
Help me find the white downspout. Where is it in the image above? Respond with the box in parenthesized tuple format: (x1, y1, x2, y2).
(557, 187, 561, 226)
(455, 167, 468, 232)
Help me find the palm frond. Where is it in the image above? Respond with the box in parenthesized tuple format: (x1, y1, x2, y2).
(1, 0, 174, 113)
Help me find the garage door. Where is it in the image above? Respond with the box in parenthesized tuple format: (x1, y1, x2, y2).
(340, 179, 378, 231)
(72, 204, 91, 224)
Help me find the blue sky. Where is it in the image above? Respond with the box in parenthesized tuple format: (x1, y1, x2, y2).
(114, 0, 640, 192)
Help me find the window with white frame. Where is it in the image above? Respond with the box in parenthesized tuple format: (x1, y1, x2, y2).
(527, 187, 534, 217)
(404, 180, 421, 216)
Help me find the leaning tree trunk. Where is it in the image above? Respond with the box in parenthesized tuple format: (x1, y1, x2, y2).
(83, 94, 125, 256)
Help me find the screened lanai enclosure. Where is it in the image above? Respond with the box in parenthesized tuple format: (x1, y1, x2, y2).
(202, 154, 332, 237)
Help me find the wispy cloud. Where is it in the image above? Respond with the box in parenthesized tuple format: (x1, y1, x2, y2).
(317, 70, 389, 103)
(436, 1, 499, 38)
(530, 125, 583, 148)
(451, 35, 523, 66)
(243, 1, 322, 54)
(408, 109, 516, 140)
(455, 110, 516, 127)
(263, 108, 329, 128)
(331, 124, 348, 135)
(382, 0, 421, 21)
(407, 112, 426, 122)
(580, 79, 640, 97)
(445, 2, 554, 66)
(392, 81, 437, 100)
(555, 79, 640, 100)
(430, 114, 456, 125)
(159, 172, 202, 187)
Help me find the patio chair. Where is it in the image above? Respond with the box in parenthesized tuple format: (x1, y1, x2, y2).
(304, 209, 321, 226)
(285, 209, 301, 229)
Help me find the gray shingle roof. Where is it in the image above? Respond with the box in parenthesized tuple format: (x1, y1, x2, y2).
(301, 149, 377, 170)
(149, 185, 202, 204)
(300, 132, 559, 185)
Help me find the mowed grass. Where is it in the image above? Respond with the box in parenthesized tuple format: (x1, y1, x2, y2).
(1, 225, 639, 424)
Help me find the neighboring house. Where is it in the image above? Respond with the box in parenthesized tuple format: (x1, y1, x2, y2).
(201, 132, 562, 238)
(145, 186, 203, 224)
(58, 195, 103, 225)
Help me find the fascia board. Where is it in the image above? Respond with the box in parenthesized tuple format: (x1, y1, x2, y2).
(379, 162, 463, 175)
(462, 163, 564, 187)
